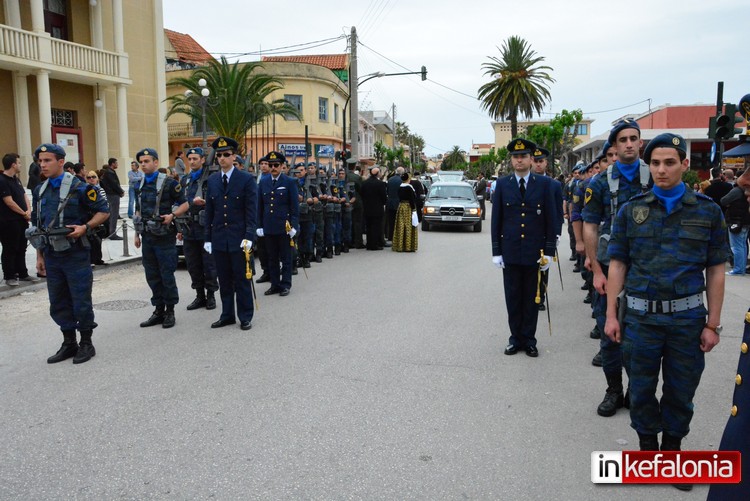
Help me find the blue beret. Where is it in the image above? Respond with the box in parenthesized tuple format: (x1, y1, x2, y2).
(35, 143, 66, 158)
(507, 138, 536, 155)
(266, 151, 286, 164)
(532, 147, 550, 160)
(211, 136, 238, 152)
(136, 148, 158, 161)
(643, 133, 687, 164)
(186, 147, 204, 157)
(572, 162, 585, 173)
(607, 119, 640, 144)
(599, 141, 612, 156)
(258, 155, 268, 163)
(235, 155, 244, 164)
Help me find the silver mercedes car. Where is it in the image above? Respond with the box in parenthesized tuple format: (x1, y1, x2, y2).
(421, 181, 482, 232)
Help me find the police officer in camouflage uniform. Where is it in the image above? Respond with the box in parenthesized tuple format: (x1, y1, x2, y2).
(294, 164, 313, 268)
(338, 168, 353, 252)
(179, 147, 218, 311)
(605, 134, 727, 490)
(582, 119, 653, 417)
(133, 148, 188, 329)
(320, 166, 336, 259)
(31, 143, 110, 364)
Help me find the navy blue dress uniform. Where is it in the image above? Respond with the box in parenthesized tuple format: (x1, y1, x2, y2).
(179, 147, 219, 311)
(30, 143, 110, 364)
(491, 138, 557, 357)
(205, 136, 258, 330)
(607, 133, 729, 461)
(708, 310, 750, 500)
(134, 148, 187, 329)
(257, 151, 299, 296)
(582, 119, 652, 417)
(254, 154, 272, 283)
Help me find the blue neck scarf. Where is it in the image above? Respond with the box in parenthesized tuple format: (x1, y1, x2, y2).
(190, 169, 202, 182)
(144, 172, 159, 184)
(616, 160, 639, 183)
(48, 173, 65, 189)
(652, 183, 686, 215)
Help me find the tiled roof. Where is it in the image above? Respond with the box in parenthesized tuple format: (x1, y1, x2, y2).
(165, 29, 213, 65)
(261, 54, 349, 71)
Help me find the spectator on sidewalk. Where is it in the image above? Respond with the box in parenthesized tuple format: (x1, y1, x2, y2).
(127, 160, 143, 219)
(1, 153, 36, 286)
(27, 156, 41, 191)
(85, 171, 108, 267)
(100, 157, 124, 240)
(174, 150, 186, 178)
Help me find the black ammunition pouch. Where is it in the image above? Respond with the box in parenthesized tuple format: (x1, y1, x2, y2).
(198, 209, 206, 226)
(133, 215, 144, 234)
(145, 217, 173, 237)
(174, 215, 192, 237)
(48, 227, 74, 252)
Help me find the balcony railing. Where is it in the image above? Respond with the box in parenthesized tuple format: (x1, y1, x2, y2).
(168, 123, 215, 139)
(0, 24, 128, 82)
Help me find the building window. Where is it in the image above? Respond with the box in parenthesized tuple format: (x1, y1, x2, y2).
(44, 0, 68, 40)
(576, 124, 588, 135)
(334, 103, 339, 125)
(284, 94, 302, 120)
(51, 109, 76, 128)
(319, 97, 329, 122)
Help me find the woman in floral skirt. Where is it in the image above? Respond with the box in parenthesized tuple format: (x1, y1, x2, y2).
(392, 172, 418, 252)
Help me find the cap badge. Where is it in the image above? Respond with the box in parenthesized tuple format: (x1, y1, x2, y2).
(672, 137, 680, 146)
(514, 141, 524, 151)
(41, 146, 47, 152)
(218, 139, 227, 148)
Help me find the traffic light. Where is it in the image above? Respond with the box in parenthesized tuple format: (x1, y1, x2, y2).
(715, 103, 744, 140)
(708, 115, 718, 140)
(421, 66, 427, 81)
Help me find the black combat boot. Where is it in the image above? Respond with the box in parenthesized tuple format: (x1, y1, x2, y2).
(334, 244, 341, 255)
(590, 325, 601, 339)
(140, 305, 165, 328)
(186, 289, 206, 310)
(300, 254, 310, 269)
(315, 251, 323, 263)
(205, 290, 216, 310)
(591, 350, 603, 367)
(162, 305, 176, 329)
(292, 264, 298, 276)
(661, 434, 692, 491)
(583, 291, 592, 304)
(73, 329, 95, 364)
(569, 251, 577, 261)
(597, 372, 624, 417)
(325, 246, 333, 259)
(47, 329, 78, 364)
(341, 243, 349, 253)
(638, 432, 659, 451)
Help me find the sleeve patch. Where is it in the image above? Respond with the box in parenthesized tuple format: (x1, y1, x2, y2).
(584, 187, 593, 205)
(87, 188, 97, 202)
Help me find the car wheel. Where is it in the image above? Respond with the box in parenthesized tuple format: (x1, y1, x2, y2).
(422, 220, 430, 231)
(474, 220, 482, 232)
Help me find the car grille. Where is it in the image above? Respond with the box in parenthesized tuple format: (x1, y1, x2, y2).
(439, 206, 465, 216)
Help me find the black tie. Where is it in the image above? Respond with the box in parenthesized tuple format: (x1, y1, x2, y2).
(223, 174, 228, 190)
(519, 178, 526, 197)
(273, 177, 278, 187)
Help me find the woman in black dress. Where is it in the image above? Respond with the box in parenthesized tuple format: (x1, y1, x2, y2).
(392, 172, 418, 252)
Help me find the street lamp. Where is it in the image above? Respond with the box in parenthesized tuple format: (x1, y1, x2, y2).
(343, 72, 385, 162)
(185, 78, 211, 148)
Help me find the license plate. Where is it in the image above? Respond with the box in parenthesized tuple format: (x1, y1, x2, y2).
(442, 216, 462, 221)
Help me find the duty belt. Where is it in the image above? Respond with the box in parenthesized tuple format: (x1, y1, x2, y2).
(626, 294, 703, 314)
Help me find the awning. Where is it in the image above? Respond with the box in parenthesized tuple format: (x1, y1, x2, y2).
(724, 142, 750, 157)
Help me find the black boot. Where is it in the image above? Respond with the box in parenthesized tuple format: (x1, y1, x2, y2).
(186, 290, 206, 310)
(590, 325, 601, 339)
(569, 251, 577, 261)
(47, 329, 78, 364)
(583, 291, 592, 304)
(341, 243, 349, 253)
(205, 290, 216, 310)
(597, 372, 624, 417)
(140, 305, 165, 327)
(162, 305, 176, 329)
(325, 246, 333, 259)
(591, 350, 603, 367)
(292, 265, 298, 276)
(334, 245, 341, 256)
(301, 254, 311, 269)
(73, 330, 95, 364)
(315, 251, 323, 263)
(638, 432, 659, 451)
(661, 434, 693, 491)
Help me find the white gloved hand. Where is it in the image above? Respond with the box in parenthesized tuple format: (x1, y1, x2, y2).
(287, 228, 297, 239)
(256, 228, 264, 238)
(492, 256, 505, 269)
(555, 235, 561, 248)
(538, 255, 553, 272)
(240, 239, 252, 251)
(203, 242, 212, 254)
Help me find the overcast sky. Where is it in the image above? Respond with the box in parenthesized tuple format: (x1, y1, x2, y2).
(163, 0, 749, 155)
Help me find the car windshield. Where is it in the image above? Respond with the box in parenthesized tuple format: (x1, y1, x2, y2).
(428, 185, 475, 200)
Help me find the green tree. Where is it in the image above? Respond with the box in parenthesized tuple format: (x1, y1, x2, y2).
(525, 109, 584, 175)
(478, 36, 555, 138)
(441, 146, 467, 170)
(165, 57, 299, 155)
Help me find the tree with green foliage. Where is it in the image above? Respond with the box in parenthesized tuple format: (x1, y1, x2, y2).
(478, 36, 555, 138)
(441, 146, 467, 170)
(524, 109, 584, 175)
(165, 57, 299, 155)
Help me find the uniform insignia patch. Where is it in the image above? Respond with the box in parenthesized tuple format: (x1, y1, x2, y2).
(41, 146, 47, 152)
(514, 140, 524, 151)
(633, 206, 649, 224)
(573, 195, 580, 203)
(87, 189, 97, 202)
(584, 187, 593, 205)
(175, 183, 182, 192)
(218, 139, 227, 148)
(672, 137, 680, 146)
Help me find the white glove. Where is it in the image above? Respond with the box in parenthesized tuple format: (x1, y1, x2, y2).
(287, 228, 297, 239)
(203, 242, 212, 254)
(256, 228, 264, 237)
(492, 256, 504, 269)
(555, 235, 561, 248)
(538, 255, 553, 272)
(240, 239, 252, 251)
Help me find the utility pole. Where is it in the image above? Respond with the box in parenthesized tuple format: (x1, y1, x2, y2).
(392, 103, 397, 147)
(349, 27, 359, 163)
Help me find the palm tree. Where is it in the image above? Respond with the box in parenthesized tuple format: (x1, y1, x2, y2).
(165, 57, 299, 155)
(441, 146, 466, 170)
(477, 36, 555, 138)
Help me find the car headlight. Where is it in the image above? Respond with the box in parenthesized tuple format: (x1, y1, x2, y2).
(424, 206, 439, 214)
(466, 208, 479, 215)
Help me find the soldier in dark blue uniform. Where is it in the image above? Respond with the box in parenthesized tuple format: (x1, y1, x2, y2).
(179, 147, 218, 311)
(254, 154, 271, 283)
(133, 148, 188, 329)
(338, 167, 353, 252)
(294, 164, 313, 268)
(257, 151, 299, 296)
(204, 136, 257, 330)
(605, 134, 728, 493)
(582, 119, 653, 417)
(30, 143, 109, 364)
(491, 138, 557, 358)
(311, 164, 326, 262)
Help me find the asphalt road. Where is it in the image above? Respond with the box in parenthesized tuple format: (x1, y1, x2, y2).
(1, 207, 747, 500)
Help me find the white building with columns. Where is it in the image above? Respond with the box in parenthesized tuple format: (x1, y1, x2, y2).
(0, 0, 167, 181)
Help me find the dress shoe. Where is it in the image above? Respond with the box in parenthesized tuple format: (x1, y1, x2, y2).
(256, 273, 270, 283)
(205, 291, 216, 310)
(140, 312, 165, 327)
(325, 247, 333, 259)
(538, 303, 546, 311)
(504, 344, 519, 355)
(186, 295, 206, 310)
(279, 288, 290, 297)
(591, 351, 603, 367)
(240, 321, 252, 331)
(72, 343, 95, 364)
(525, 346, 539, 357)
(109, 234, 123, 241)
(334, 245, 341, 255)
(573, 264, 581, 273)
(47, 342, 78, 363)
(569, 253, 577, 261)
(162, 311, 176, 329)
(583, 292, 592, 304)
(211, 318, 236, 328)
(264, 286, 281, 296)
(580, 283, 589, 290)
(292, 268, 298, 276)
(341, 244, 349, 253)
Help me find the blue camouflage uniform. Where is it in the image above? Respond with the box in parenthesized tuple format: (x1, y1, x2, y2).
(340, 176, 354, 248)
(297, 173, 314, 262)
(609, 187, 728, 439)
